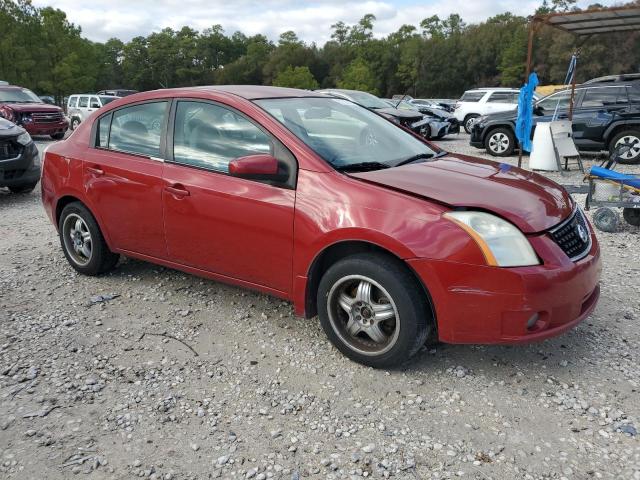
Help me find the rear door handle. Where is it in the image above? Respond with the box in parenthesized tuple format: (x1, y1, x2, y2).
(87, 166, 104, 176)
(164, 184, 190, 198)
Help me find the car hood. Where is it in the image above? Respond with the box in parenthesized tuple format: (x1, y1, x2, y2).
(0, 117, 22, 137)
(349, 153, 573, 233)
(1, 102, 62, 113)
(373, 107, 423, 120)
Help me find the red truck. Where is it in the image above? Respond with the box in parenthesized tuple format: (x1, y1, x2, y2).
(0, 85, 68, 139)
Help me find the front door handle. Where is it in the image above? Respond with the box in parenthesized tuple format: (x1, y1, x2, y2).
(87, 166, 104, 176)
(164, 184, 190, 198)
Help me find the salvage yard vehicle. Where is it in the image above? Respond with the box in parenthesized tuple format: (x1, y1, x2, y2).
(67, 94, 119, 130)
(41, 86, 601, 368)
(0, 116, 40, 193)
(382, 99, 454, 139)
(455, 87, 524, 133)
(317, 89, 433, 140)
(471, 80, 640, 162)
(0, 84, 68, 140)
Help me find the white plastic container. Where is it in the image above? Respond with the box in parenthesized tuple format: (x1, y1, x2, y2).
(529, 122, 558, 171)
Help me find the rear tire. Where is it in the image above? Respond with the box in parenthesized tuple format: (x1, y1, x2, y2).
(623, 208, 640, 227)
(484, 127, 515, 157)
(317, 253, 433, 368)
(58, 202, 119, 275)
(8, 182, 37, 194)
(592, 207, 619, 232)
(609, 130, 640, 164)
(464, 114, 479, 134)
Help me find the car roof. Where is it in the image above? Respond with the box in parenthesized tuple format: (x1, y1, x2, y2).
(190, 85, 325, 100)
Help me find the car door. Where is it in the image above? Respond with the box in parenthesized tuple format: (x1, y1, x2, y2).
(83, 101, 169, 258)
(162, 99, 296, 293)
(77, 96, 89, 120)
(572, 86, 628, 146)
(87, 96, 101, 118)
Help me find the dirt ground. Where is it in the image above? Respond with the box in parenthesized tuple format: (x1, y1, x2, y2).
(1, 133, 639, 480)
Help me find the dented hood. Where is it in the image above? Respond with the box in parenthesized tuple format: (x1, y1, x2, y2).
(350, 154, 573, 233)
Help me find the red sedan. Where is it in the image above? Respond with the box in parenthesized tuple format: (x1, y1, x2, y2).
(41, 86, 601, 368)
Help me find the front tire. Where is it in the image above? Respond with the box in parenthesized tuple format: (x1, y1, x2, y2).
(464, 114, 479, 134)
(609, 130, 640, 164)
(58, 202, 119, 275)
(485, 128, 515, 157)
(70, 118, 81, 131)
(592, 207, 619, 232)
(317, 253, 433, 368)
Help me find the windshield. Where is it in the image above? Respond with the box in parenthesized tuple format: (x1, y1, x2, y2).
(255, 97, 436, 170)
(99, 96, 118, 105)
(0, 88, 42, 103)
(340, 91, 390, 110)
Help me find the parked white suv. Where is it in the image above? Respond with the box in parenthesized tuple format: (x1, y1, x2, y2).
(67, 94, 118, 130)
(455, 88, 521, 133)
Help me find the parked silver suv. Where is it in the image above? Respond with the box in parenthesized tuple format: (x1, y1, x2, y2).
(67, 94, 118, 130)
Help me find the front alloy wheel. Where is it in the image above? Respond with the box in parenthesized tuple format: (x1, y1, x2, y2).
(485, 128, 515, 157)
(327, 275, 400, 355)
(317, 253, 433, 368)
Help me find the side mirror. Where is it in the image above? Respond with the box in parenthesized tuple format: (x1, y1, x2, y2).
(229, 154, 279, 180)
(533, 104, 543, 115)
(90, 103, 100, 109)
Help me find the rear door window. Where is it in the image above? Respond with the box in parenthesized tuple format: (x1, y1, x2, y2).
(488, 92, 516, 103)
(78, 96, 88, 108)
(581, 87, 628, 107)
(108, 101, 168, 157)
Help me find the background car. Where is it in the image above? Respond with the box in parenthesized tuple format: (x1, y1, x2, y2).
(0, 116, 40, 193)
(67, 94, 119, 130)
(382, 99, 455, 138)
(0, 84, 68, 140)
(318, 89, 432, 139)
(41, 85, 601, 368)
(454, 87, 524, 133)
(471, 80, 640, 162)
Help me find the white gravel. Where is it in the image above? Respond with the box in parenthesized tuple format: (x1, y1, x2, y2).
(0, 134, 638, 479)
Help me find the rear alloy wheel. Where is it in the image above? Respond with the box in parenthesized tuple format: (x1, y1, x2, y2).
(464, 115, 479, 134)
(59, 202, 119, 275)
(610, 130, 640, 164)
(317, 253, 432, 368)
(485, 128, 515, 157)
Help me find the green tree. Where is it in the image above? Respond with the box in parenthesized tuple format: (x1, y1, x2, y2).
(337, 58, 378, 94)
(273, 66, 318, 89)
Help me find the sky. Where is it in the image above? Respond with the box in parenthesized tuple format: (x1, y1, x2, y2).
(32, 0, 620, 44)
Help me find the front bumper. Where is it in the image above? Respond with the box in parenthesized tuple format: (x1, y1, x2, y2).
(0, 142, 40, 187)
(408, 231, 601, 344)
(469, 123, 486, 148)
(21, 119, 68, 136)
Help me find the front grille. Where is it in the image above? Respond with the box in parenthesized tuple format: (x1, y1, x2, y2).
(549, 208, 592, 261)
(30, 112, 63, 123)
(0, 140, 22, 160)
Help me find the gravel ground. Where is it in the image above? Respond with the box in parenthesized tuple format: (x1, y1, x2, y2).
(1, 134, 639, 480)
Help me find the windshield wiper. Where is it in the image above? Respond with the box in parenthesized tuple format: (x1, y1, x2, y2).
(395, 151, 447, 167)
(334, 161, 391, 172)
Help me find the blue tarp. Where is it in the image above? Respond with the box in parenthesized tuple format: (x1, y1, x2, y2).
(515, 72, 539, 153)
(590, 166, 640, 189)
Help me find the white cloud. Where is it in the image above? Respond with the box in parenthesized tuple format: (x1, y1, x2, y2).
(32, 0, 620, 44)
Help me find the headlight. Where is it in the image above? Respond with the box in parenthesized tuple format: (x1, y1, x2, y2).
(16, 131, 32, 146)
(444, 211, 539, 267)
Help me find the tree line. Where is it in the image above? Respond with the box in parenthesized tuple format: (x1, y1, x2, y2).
(1, 0, 639, 103)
